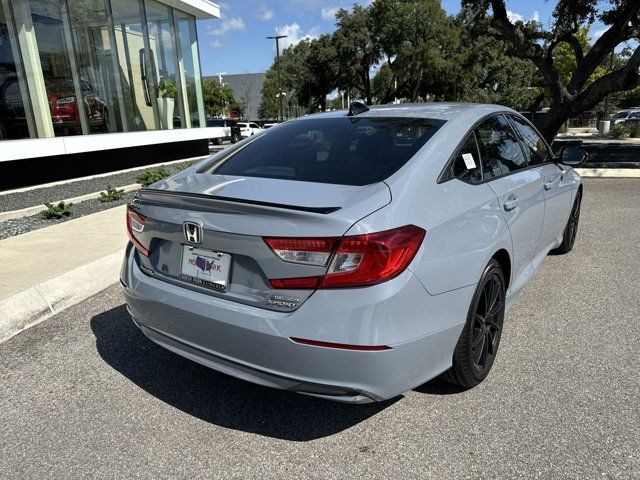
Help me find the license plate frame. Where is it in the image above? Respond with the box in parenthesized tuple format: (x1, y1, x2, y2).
(179, 245, 232, 292)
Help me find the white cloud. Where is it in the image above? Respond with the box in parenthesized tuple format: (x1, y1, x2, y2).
(506, 10, 524, 23)
(321, 7, 339, 21)
(275, 23, 320, 49)
(259, 9, 274, 21)
(507, 10, 541, 24)
(209, 39, 223, 48)
(207, 17, 245, 36)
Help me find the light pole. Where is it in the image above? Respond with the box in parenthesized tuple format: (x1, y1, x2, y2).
(267, 34, 287, 122)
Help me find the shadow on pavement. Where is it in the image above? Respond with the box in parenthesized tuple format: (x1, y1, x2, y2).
(412, 378, 468, 395)
(90, 304, 398, 441)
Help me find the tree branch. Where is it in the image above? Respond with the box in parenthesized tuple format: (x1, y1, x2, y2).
(489, 0, 568, 103)
(570, 46, 640, 113)
(567, 3, 640, 93)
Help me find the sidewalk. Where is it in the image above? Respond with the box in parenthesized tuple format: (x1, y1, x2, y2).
(0, 205, 127, 342)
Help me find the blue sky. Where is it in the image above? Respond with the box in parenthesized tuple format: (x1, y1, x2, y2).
(195, 1, 587, 76)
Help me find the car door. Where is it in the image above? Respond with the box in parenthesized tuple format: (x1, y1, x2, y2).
(508, 115, 574, 259)
(475, 114, 545, 292)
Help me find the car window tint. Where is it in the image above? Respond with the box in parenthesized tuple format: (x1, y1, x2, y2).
(212, 117, 446, 186)
(509, 115, 550, 166)
(446, 133, 482, 184)
(475, 115, 527, 180)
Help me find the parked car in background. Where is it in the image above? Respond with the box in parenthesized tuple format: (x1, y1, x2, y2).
(44, 78, 110, 135)
(122, 103, 586, 404)
(238, 121, 261, 137)
(611, 109, 640, 124)
(0, 74, 30, 140)
(206, 118, 241, 144)
(262, 123, 278, 129)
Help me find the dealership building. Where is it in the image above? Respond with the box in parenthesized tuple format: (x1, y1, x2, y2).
(0, 0, 219, 188)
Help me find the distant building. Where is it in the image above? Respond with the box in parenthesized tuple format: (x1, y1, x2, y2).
(205, 73, 265, 121)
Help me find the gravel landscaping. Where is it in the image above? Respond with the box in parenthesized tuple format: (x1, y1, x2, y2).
(0, 158, 204, 213)
(0, 192, 136, 240)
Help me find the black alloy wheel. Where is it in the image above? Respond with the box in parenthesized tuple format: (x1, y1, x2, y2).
(553, 189, 582, 254)
(443, 259, 506, 388)
(470, 272, 504, 372)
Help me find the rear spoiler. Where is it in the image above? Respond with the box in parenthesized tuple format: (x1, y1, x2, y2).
(138, 188, 342, 215)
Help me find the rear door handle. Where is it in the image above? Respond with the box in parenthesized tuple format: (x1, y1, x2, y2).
(503, 196, 519, 212)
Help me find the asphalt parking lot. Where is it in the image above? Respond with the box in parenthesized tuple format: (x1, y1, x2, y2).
(1, 178, 638, 479)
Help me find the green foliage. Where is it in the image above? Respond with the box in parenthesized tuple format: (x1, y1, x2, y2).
(135, 166, 172, 187)
(99, 185, 124, 203)
(627, 123, 640, 138)
(333, 5, 379, 105)
(608, 123, 630, 139)
(175, 161, 194, 171)
(202, 80, 237, 117)
(42, 201, 73, 219)
(157, 80, 178, 100)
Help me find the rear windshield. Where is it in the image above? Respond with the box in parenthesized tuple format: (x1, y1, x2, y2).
(210, 117, 445, 186)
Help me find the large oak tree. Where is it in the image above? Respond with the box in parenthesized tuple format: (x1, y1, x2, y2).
(466, 0, 640, 141)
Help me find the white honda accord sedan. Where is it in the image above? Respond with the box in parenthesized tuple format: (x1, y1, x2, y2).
(121, 103, 585, 403)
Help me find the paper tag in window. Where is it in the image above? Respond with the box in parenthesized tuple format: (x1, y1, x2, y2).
(462, 153, 476, 169)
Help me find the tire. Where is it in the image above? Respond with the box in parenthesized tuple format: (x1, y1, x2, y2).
(443, 259, 506, 388)
(552, 189, 582, 255)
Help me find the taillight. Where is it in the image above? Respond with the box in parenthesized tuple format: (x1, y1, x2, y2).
(126, 204, 150, 256)
(263, 237, 335, 267)
(264, 225, 425, 289)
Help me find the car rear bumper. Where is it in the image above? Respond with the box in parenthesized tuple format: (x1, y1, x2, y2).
(121, 245, 473, 402)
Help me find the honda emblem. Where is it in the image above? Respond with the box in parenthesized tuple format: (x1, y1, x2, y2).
(183, 222, 202, 244)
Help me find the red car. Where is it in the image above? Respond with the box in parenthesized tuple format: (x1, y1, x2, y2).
(46, 78, 110, 134)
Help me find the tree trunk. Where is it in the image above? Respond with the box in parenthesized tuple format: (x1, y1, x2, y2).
(537, 107, 569, 144)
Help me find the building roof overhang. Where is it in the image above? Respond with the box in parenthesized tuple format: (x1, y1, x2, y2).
(159, 0, 220, 19)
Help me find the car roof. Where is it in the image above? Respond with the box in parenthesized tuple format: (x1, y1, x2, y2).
(295, 102, 516, 124)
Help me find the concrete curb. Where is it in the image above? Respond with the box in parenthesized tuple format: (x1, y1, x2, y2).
(575, 168, 640, 178)
(0, 248, 124, 343)
(0, 183, 141, 222)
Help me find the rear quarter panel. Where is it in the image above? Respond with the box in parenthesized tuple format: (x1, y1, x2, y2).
(346, 116, 513, 295)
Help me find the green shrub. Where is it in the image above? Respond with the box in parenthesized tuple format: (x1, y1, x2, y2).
(175, 161, 194, 171)
(608, 123, 630, 139)
(99, 184, 124, 202)
(157, 80, 178, 100)
(626, 123, 640, 138)
(42, 201, 73, 219)
(558, 123, 568, 134)
(135, 166, 171, 186)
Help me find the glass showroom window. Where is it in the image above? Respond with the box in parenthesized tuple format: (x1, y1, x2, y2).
(27, 0, 89, 136)
(66, 0, 125, 134)
(144, 0, 184, 130)
(110, 0, 158, 131)
(174, 10, 204, 128)
(0, 1, 34, 140)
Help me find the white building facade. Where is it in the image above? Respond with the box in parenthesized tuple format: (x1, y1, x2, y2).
(0, 0, 219, 163)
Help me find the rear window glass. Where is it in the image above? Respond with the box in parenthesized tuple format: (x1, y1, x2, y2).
(210, 117, 445, 186)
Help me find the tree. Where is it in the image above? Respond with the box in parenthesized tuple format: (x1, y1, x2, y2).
(333, 5, 380, 104)
(465, 0, 640, 141)
(450, 8, 537, 110)
(202, 80, 236, 117)
(305, 34, 339, 111)
(370, 0, 455, 102)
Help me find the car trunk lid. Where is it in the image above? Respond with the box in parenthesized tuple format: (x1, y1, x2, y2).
(129, 172, 391, 311)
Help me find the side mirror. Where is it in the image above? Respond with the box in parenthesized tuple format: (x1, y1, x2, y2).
(559, 147, 588, 166)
